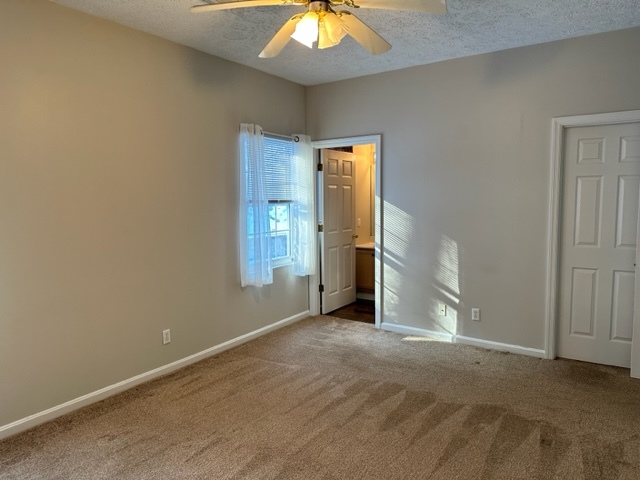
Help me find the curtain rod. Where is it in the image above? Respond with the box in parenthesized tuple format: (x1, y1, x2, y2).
(264, 131, 301, 142)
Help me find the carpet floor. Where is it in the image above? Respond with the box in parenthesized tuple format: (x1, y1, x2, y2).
(2, 316, 640, 479)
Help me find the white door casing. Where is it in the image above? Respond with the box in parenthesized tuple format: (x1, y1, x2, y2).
(310, 135, 382, 328)
(321, 149, 357, 313)
(557, 121, 640, 368)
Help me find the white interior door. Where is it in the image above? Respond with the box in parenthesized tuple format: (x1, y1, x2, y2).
(632, 195, 640, 378)
(321, 149, 357, 313)
(558, 122, 640, 368)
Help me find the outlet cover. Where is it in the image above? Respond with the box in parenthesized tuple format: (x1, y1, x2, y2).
(162, 329, 171, 345)
(471, 308, 481, 322)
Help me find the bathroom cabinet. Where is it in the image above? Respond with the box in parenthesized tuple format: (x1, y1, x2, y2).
(356, 247, 375, 292)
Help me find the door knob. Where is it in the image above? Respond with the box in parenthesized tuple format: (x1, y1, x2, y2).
(352, 234, 359, 239)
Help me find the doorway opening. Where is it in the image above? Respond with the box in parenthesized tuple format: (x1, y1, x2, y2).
(328, 299, 376, 325)
(309, 135, 382, 328)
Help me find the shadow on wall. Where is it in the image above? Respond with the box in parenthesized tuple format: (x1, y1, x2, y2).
(382, 200, 464, 338)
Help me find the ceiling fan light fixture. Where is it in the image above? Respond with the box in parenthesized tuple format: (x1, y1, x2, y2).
(291, 12, 319, 48)
(318, 12, 348, 49)
(194, 0, 447, 58)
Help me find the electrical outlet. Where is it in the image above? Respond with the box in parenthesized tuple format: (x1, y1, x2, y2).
(162, 329, 171, 345)
(438, 304, 447, 316)
(471, 308, 481, 322)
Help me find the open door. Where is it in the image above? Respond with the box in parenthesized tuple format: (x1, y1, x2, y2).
(320, 149, 357, 313)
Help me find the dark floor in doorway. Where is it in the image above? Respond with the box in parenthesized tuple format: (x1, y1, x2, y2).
(327, 299, 375, 324)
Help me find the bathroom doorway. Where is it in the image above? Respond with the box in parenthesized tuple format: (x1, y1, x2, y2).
(311, 135, 381, 328)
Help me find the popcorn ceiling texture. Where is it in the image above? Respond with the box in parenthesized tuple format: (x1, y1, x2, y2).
(53, 0, 640, 85)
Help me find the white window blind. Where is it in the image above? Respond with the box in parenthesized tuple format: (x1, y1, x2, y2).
(250, 135, 295, 201)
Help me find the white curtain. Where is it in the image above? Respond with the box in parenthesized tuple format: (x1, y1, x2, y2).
(239, 123, 273, 287)
(291, 134, 317, 276)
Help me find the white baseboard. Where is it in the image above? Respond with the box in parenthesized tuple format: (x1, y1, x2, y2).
(454, 335, 546, 358)
(0, 310, 310, 441)
(381, 322, 455, 342)
(381, 322, 546, 359)
(356, 292, 375, 301)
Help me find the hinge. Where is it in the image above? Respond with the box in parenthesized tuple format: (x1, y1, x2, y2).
(319, 284, 324, 293)
(317, 163, 324, 172)
(318, 224, 324, 233)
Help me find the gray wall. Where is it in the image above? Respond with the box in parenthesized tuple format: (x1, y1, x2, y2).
(307, 27, 640, 349)
(0, 0, 307, 427)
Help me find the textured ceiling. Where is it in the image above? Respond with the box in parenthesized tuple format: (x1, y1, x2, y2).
(52, 0, 640, 86)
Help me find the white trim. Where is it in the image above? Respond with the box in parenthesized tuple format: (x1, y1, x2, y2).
(312, 136, 382, 150)
(381, 322, 545, 358)
(546, 110, 640, 361)
(356, 292, 375, 301)
(455, 335, 546, 358)
(308, 148, 321, 316)
(311, 135, 383, 328)
(272, 258, 292, 269)
(381, 322, 454, 342)
(308, 276, 320, 316)
(545, 117, 564, 360)
(0, 310, 310, 441)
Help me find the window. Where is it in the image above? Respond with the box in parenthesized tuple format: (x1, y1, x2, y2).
(239, 123, 315, 288)
(247, 202, 291, 266)
(264, 134, 295, 266)
(247, 134, 295, 267)
(269, 203, 291, 263)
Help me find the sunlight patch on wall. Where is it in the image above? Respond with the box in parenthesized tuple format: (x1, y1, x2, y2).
(381, 201, 415, 324)
(382, 201, 414, 261)
(380, 199, 461, 338)
(431, 234, 460, 335)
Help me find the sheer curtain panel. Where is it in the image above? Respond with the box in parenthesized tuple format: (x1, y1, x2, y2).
(239, 124, 273, 287)
(291, 134, 317, 276)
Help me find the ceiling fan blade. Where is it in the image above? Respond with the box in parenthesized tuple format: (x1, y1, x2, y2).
(338, 12, 391, 55)
(259, 15, 303, 58)
(355, 0, 447, 14)
(191, 0, 297, 13)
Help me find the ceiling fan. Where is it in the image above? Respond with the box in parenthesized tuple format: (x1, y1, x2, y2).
(191, 0, 447, 58)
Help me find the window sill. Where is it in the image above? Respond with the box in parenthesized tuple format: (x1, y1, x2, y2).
(273, 258, 292, 269)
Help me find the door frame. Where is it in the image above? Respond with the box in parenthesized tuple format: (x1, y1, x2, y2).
(309, 135, 383, 328)
(546, 110, 640, 376)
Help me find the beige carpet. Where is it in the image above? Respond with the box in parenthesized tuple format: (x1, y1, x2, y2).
(2, 316, 640, 479)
